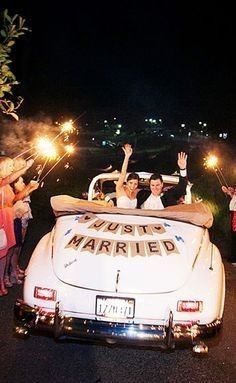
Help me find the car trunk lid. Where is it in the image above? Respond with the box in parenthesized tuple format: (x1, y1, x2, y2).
(52, 213, 204, 294)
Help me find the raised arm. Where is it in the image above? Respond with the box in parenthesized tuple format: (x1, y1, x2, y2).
(0, 159, 34, 186)
(116, 144, 133, 193)
(14, 180, 39, 202)
(177, 152, 188, 170)
(166, 152, 188, 201)
(222, 186, 235, 198)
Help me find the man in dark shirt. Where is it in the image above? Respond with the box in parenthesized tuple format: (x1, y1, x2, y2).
(137, 152, 188, 209)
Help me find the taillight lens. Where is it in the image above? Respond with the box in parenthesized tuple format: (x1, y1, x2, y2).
(177, 300, 203, 312)
(34, 287, 57, 301)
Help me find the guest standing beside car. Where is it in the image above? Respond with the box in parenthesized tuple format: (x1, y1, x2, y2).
(0, 156, 34, 296)
(4, 176, 39, 286)
(116, 144, 140, 209)
(222, 186, 236, 265)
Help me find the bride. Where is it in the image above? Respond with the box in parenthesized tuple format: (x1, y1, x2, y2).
(116, 144, 140, 209)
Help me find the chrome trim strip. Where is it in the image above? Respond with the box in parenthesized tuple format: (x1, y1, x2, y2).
(14, 299, 222, 348)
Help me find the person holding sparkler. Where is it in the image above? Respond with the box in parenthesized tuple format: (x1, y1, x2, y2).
(3, 157, 39, 286)
(7, 176, 39, 285)
(222, 185, 236, 265)
(0, 156, 34, 296)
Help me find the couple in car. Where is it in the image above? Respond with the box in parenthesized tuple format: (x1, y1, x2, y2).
(116, 144, 188, 210)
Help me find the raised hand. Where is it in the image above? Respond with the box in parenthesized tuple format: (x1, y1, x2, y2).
(222, 186, 235, 198)
(29, 180, 39, 191)
(177, 152, 187, 170)
(122, 143, 133, 158)
(26, 159, 34, 169)
(117, 144, 133, 192)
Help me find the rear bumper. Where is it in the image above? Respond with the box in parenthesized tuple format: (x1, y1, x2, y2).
(14, 299, 222, 349)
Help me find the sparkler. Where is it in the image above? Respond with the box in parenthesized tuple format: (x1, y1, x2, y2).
(39, 144, 75, 183)
(13, 146, 36, 159)
(204, 154, 229, 187)
(13, 123, 76, 184)
(52, 120, 75, 142)
(25, 137, 58, 161)
(35, 158, 49, 182)
(28, 137, 58, 181)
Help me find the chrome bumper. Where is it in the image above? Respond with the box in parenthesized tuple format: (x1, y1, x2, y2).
(14, 299, 222, 349)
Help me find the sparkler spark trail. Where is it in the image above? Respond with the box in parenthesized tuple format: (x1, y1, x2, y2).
(39, 144, 75, 183)
(36, 158, 49, 182)
(52, 120, 75, 143)
(214, 168, 224, 187)
(39, 152, 68, 183)
(14, 146, 36, 159)
(217, 167, 229, 187)
(204, 154, 229, 187)
(25, 153, 38, 160)
(72, 110, 87, 123)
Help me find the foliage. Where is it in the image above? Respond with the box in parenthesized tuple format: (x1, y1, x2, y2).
(0, 9, 30, 120)
(192, 173, 231, 248)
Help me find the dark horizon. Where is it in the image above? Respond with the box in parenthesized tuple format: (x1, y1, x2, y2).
(1, 2, 235, 133)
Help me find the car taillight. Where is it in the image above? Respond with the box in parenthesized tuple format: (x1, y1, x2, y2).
(177, 300, 203, 312)
(34, 287, 57, 301)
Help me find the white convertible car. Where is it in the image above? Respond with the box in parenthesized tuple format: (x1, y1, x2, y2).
(14, 172, 225, 353)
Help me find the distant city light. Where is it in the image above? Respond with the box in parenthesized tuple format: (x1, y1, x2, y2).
(219, 133, 228, 139)
(198, 121, 202, 125)
(116, 129, 120, 135)
(181, 123, 185, 128)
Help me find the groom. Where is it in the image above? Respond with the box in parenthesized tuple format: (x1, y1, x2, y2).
(137, 152, 188, 209)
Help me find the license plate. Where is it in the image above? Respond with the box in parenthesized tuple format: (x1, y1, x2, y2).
(96, 296, 135, 319)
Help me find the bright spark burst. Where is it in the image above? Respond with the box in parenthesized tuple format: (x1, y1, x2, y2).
(61, 120, 74, 134)
(204, 154, 218, 169)
(65, 144, 75, 154)
(36, 137, 58, 159)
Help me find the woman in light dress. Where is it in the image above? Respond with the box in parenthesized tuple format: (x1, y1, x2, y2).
(222, 185, 236, 265)
(116, 144, 140, 208)
(0, 156, 34, 296)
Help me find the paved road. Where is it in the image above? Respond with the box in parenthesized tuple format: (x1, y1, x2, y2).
(0, 219, 236, 383)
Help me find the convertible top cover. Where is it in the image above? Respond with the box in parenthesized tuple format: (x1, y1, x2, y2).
(51, 196, 213, 228)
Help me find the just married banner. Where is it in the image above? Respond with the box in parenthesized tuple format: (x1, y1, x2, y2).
(65, 213, 180, 257)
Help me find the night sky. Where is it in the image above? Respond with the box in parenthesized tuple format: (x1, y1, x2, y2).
(2, 1, 236, 131)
